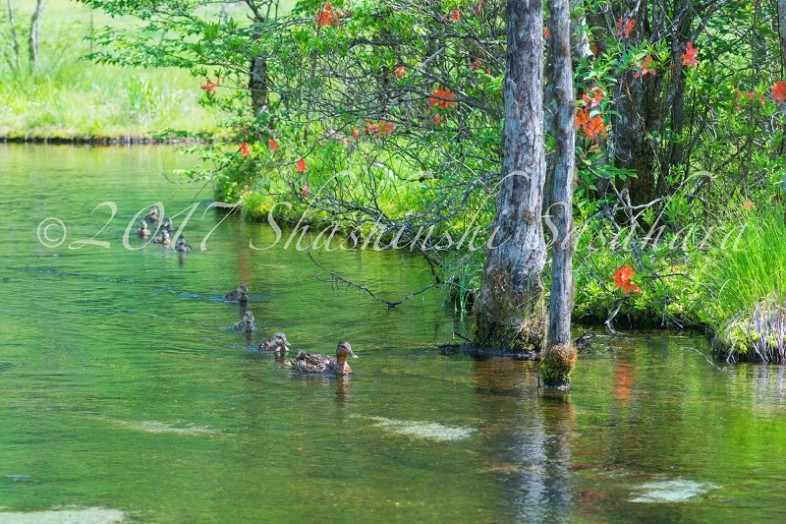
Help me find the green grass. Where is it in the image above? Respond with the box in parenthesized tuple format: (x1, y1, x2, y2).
(0, 0, 218, 139)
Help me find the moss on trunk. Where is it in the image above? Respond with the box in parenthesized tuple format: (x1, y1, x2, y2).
(540, 342, 577, 390)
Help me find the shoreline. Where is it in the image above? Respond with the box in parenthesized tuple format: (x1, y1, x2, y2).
(1, 135, 209, 146)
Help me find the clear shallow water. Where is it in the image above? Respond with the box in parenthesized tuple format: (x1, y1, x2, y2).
(2, 145, 786, 522)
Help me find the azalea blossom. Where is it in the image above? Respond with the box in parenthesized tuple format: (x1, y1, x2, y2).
(239, 143, 250, 157)
(302, 183, 310, 197)
(613, 265, 643, 295)
(634, 56, 656, 78)
(268, 138, 279, 152)
(743, 200, 754, 211)
(200, 79, 218, 93)
(448, 9, 460, 22)
(772, 81, 786, 103)
(582, 89, 604, 108)
(428, 88, 457, 109)
(682, 42, 699, 67)
(616, 19, 636, 39)
(395, 66, 406, 78)
(351, 128, 360, 139)
(432, 114, 444, 124)
(296, 158, 306, 172)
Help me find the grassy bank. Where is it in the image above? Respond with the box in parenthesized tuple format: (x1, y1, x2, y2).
(0, 0, 218, 140)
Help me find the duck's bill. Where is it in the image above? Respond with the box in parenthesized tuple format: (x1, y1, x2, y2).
(348, 349, 359, 359)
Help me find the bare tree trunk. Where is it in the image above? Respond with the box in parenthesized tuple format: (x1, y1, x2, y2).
(28, 0, 46, 71)
(5, 0, 21, 71)
(474, 0, 547, 352)
(249, 53, 269, 116)
(778, 0, 786, 75)
(543, 0, 577, 389)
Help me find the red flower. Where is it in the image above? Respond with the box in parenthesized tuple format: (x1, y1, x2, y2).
(772, 81, 786, 103)
(682, 42, 699, 67)
(317, 8, 338, 27)
(395, 66, 406, 78)
(200, 79, 217, 93)
(743, 200, 754, 211)
(365, 119, 394, 136)
(351, 128, 360, 139)
(448, 9, 460, 22)
(475, 2, 482, 15)
(582, 89, 604, 108)
(296, 158, 306, 172)
(268, 138, 279, 152)
(543, 28, 551, 39)
(324, 2, 332, 10)
(428, 88, 457, 109)
(432, 114, 444, 124)
(301, 183, 310, 197)
(470, 59, 483, 71)
(239, 143, 250, 157)
(613, 265, 643, 295)
(583, 115, 607, 140)
(634, 56, 656, 78)
(616, 19, 636, 39)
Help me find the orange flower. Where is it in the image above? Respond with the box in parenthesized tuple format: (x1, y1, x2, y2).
(317, 8, 338, 27)
(543, 28, 551, 39)
(772, 81, 786, 103)
(743, 200, 754, 211)
(582, 89, 604, 108)
(239, 142, 250, 157)
(613, 265, 642, 295)
(616, 19, 636, 39)
(395, 66, 406, 78)
(575, 107, 590, 130)
(296, 158, 306, 172)
(682, 42, 699, 67)
(200, 79, 217, 93)
(470, 59, 483, 71)
(351, 128, 360, 139)
(428, 88, 457, 109)
(583, 115, 607, 140)
(448, 9, 460, 22)
(432, 114, 444, 124)
(268, 138, 279, 152)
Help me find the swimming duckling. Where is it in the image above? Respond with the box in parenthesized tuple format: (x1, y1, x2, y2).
(136, 220, 151, 238)
(161, 217, 174, 232)
(259, 332, 291, 354)
(285, 341, 358, 375)
(143, 206, 160, 225)
(225, 283, 249, 304)
(175, 235, 192, 253)
(152, 229, 171, 246)
(232, 310, 256, 333)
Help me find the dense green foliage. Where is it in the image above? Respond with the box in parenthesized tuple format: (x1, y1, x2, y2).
(6, 0, 786, 357)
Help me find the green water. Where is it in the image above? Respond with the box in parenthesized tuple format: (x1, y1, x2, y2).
(2, 144, 786, 523)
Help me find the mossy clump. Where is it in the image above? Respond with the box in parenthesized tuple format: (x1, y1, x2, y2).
(540, 342, 577, 390)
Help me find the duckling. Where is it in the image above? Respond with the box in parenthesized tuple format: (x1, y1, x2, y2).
(136, 220, 151, 238)
(259, 332, 291, 354)
(143, 206, 160, 225)
(175, 235, 192, 253)
(152, 229, 171, 246)
(225, 283, 249, 304)
(161, 217, 174, 232)
(285, 341, 358, 375)
(232, 310, 256, 333)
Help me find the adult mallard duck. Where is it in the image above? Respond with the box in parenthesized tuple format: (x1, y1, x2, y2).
(232, 310, 256, 333)
(259, 332, 291, 354)
(175, 235, 192, 253)
(136, 220, 151, 238)
(285, 341, 358, 375)
(161, 217, 174, 232)
(225, 283, 249, 304)
(143, 206, 160, 225)
(152, 229, 171, 246)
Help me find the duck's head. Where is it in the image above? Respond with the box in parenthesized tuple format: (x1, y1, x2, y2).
(274, 332, 291, 347)
(162, 218, 173, 230)
(243, 310, 255, 322)
(148, 206, 159, 216)
(140, 220, 148, 229)
(238, 283, 249, 295)
(177, 234, 186, 244)
(337, 341, 358, 360)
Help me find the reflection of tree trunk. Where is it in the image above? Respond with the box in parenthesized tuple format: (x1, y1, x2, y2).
(543, 0, 577, 388)
(28, 0, 47, 71)
(474, 0, 547, 352)
(472, 359, 574, 521)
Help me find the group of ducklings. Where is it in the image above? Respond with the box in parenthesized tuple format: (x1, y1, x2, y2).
(224, 282, 359, 376)
(135, 206, 192, 253)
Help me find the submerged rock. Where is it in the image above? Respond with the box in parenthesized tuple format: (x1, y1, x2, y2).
(367, 416, 476, 441)
(629, 479, 717, 503)
(0, 508, 124, 523)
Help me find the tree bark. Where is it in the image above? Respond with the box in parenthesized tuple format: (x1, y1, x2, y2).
(543, 0, 577, 388)
(28, 0, 46, 71)
(778, 0, 786, 75)
(474, 0, 547, 352)
(5, 0, 21, 72)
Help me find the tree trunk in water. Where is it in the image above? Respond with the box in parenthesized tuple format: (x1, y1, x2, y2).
(543, 0, 577, 389)
(28, 0, 46, 71)
(474, 0, 547, 352)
